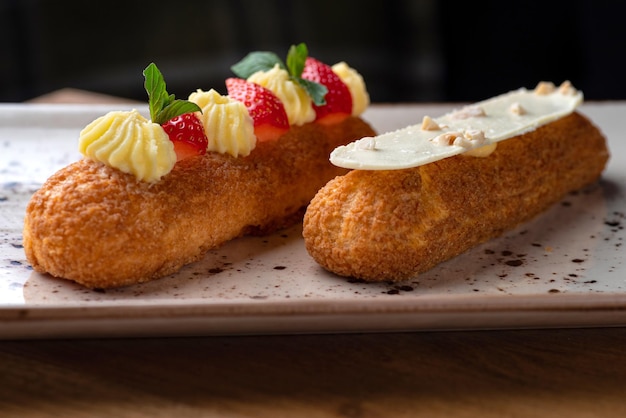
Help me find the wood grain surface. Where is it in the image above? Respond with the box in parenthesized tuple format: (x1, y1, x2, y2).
(1, 328, 626, 417)
(2, 90, 625, 417)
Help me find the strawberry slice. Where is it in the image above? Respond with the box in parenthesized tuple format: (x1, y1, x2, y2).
(143, 63, 207, 161)
(301, 57, 353, 124)
(230, 43, 330, 113)
(161, 113, 208, 161)
(225, 77, 289, 142)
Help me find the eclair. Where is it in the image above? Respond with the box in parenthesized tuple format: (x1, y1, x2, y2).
(23, 44, 375, 289)
(303, 82, 610, 282)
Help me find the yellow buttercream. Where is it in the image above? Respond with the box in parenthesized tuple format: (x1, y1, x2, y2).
(247, 64, 315, 126)
(78, 109, 176, 182)
(189, 89, 256, 157)
(331, 62, 370, 116)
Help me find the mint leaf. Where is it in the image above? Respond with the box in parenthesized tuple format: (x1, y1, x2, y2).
(156, 100, 201, 123)
(296, 78, 328, 106)
(285, 43, 328, 106)
(143, 62, 201, 124)
(143, 63, 170, 122)
(231, 51, 284, 79)
(286, 43, 308, 78)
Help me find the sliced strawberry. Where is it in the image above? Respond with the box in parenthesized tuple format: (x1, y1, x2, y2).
(161, 113, 208, 161)
(301, 57, 353, 124)
(226, 77, 289, 141)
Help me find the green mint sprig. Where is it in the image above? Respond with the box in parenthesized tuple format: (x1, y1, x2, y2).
(143, 63, 201, 124)
(230, 43, 328, 106)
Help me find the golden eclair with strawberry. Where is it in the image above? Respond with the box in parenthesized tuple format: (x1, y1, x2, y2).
(303, 82, 609, 282)
(23, 44, 375, 289)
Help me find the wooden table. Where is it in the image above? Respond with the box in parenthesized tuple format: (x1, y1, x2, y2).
(2, 90, 625, 417)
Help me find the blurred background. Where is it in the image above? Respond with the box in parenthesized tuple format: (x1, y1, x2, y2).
(1, 0, 625, 104)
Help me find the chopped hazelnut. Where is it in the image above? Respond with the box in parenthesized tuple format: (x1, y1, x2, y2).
(451, 106, 486, 120)
(453, 129, 487, 148)
(509, 102, 526, 115)
(421, 115, 441, 131)
(534, 81, 556, 95)
(463, 129, 485, 142)
(431, 132, 461, 146)
(558, 80, 577, 96)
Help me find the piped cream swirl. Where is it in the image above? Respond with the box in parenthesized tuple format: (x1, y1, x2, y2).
(247, 64, 315, 126)
(331, 62, 370, 116)
(189, 89, 256, 157)
(78, 109, 176, 182)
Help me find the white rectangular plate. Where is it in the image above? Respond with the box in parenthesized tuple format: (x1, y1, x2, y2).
(2, 103, 626, 339)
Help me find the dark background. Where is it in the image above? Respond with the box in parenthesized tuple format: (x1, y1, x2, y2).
(1, 0, 625, 104)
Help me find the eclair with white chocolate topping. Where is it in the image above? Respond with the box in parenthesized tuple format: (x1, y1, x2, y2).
(303, 82, 609, 282)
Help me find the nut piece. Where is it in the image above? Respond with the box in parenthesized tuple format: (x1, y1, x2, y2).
(453, 129, 487, 148)
(451, 106, 486, 120)
(431, 128, 487, 148)
(558, 80, 577, 96)
(534, 81, 556, 95)
(463, 129, 486, 142)
(509, 102, 526, 115)
(421, 115, 441, 131)
(431, 132, 462, 146)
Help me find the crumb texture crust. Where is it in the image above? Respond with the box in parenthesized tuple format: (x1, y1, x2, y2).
(303, 112, 610, 281)
(23, 117, 375, 288)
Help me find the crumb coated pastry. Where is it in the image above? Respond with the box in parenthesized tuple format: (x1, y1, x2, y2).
(23, 44, 375, 288)
(24, 117, 373, 288)
(303, 87, 609, 281)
